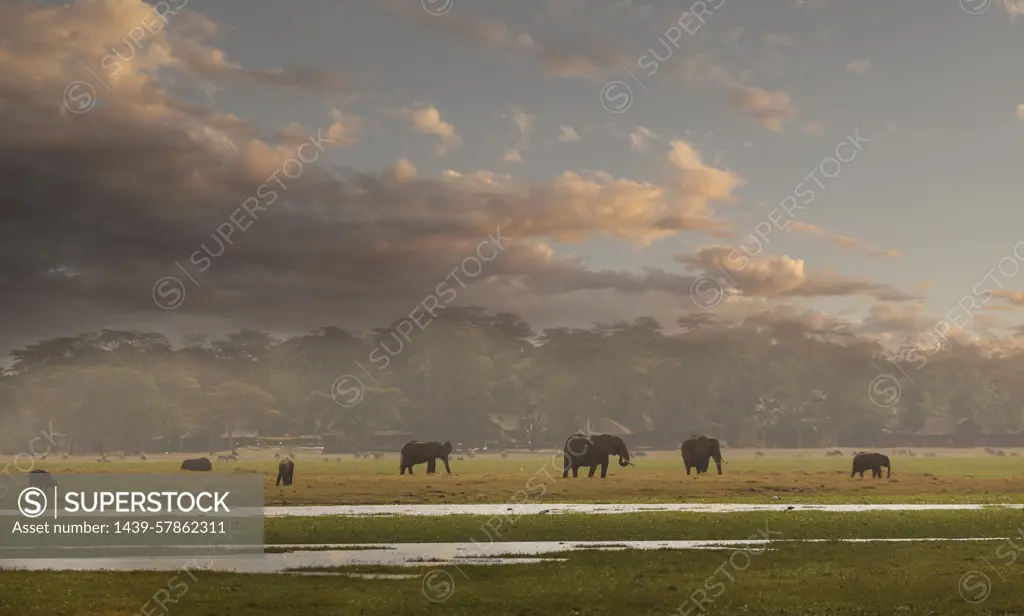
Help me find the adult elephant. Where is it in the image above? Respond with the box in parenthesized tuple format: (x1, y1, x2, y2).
(562, 433, 631, 478)
(681, 435, 724, 476)
(399, 440, 452, 475)
(851, 452, 890, 478)
(180, 457, 212, 471)
(276, 459, 295, 486)
(28, 469, 58, 490)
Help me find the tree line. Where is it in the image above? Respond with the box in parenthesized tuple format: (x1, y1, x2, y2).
(1, 307, 1021, 454)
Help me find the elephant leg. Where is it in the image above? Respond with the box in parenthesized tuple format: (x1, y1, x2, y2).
(572, 465, 579, 478)
(685, 464, 691, 476)
(443, 459, 451, 474)
(587, 465, 597, 478)
(600, 461, 609, 478)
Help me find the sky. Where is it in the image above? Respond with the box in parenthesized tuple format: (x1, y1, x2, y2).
(2, 0, 1024, 357)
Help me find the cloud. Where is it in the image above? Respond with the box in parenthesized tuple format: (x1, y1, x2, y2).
(801, 121, 823, 135)
(1004, 0, 1024, 20)
(787, 221, 899, 257)
(397, 104, 461, 154)
(383, 0, 630, 79)
(558, 124, 581, 142)
(274, 108, 360, 148)
(676, 247, 918, 301)
(384, 1, 517, 50)
(500, 107, 535, 161)
(0, 0, 751, 354)
(630, 126, 658, 151)
(992, 290, 1024, 307)
(714, 70, 798, 132)
(846, 58, 871, 74)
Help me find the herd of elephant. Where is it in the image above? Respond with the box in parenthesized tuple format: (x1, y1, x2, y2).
(397, 435, 893, 480)
(173, 436, 893, 484)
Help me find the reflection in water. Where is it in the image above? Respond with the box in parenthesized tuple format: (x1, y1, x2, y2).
(0, 538, 998, 573)
(263, 503, 1024, 517)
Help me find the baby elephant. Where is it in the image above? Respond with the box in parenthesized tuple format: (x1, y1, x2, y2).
(851, 452, 890, 478)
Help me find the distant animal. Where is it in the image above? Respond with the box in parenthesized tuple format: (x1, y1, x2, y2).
(467, 450, 477, 458)
(501, 450, 508, 458)
(826, 449, 843, 457)
(40, 453, 47, 460)
(851, 452, 890, 479)
(140, 454, 147, 461)
(180, 457, 213, 472)
(354, 452, 363, 459)
(562, 433, 631, 479)
(276, 459, 295, 486)
(754, 451, 765, 458)
(456, 456, 465, 461)
(634, 451, 648, 458)
(373, 453, 384, 460)
(400, 440, 453, 475)
(334, 457, 342, 462)
(997, 449, 1006, 457)
(217, 454, 238, 462)
(924, 453, 937, 457)
(28, 469, 57, 490)
(62, 453, 68, 460)
(681, 435, 724, 476)
(274, 453, 281, 459)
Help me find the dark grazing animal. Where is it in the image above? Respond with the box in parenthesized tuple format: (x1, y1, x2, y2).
(851, 452, 890, 478)
(562, 433, 631, 478)
(276, 459, 295, 486)
(400, 441, 452, 475)
(681, 435, 724, 475)
(28, 469, 58, 490)
(180, 457, 213, 472)
(217, 454, 238, 462)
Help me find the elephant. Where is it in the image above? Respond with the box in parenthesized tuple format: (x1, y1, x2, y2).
(28, 469, 57, 490)
(276, 459, 295, 486)
(400, 440, 452, 475)
(851, 452, 890, 478)
(681, 435, 725, 476)
(562, 433, 631, 478)
(180, 457, 212, 471)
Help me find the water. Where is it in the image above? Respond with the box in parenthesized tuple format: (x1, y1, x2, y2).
(0, 538, 1002, 573)
(4, 502, 1021, 519)
(263, 503, 1024, 517)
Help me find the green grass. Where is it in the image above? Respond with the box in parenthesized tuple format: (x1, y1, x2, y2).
(3, 543, 1019, 615)
(264, 510, 1024, 544)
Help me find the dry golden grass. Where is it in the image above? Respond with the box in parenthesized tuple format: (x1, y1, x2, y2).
(23, 448, 1024, 504)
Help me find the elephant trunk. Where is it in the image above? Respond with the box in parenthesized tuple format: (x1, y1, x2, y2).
(618, 445, 630, 467)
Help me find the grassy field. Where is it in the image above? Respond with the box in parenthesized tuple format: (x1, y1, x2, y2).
(2, 542, 1018, 615)
(264, 509, 1024, 544)
(21, 448, 1024, 504)
(7, 450, 1024, 614)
